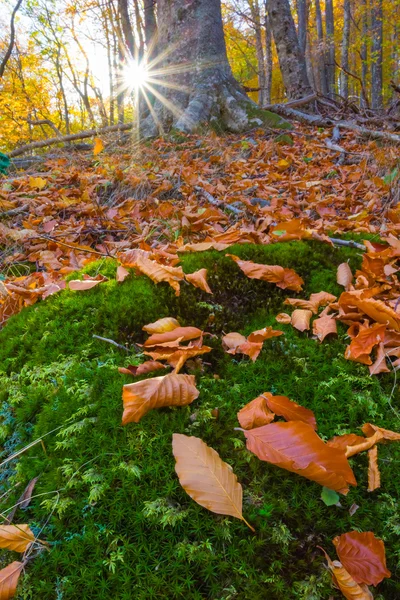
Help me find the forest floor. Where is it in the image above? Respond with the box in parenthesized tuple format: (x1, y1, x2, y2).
(0, 125, 399, 599)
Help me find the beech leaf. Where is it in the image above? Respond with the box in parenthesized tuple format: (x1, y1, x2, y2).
(227, 254, 303, 292)
(322, 550, 373, 600)
(337, 263, 353, 290)
(172, 434, 254, 531)
(333, 531, 391, 586)
(237, 395, 275, 430)
(68, 274, 108, 291)
(118, 361, 167, 377)
(144, 326, 202, 347)
(0, 525, 35, 552)
(262, 392, 317, 429)
(291, 309, 313, 332)
(313, 314, 337, 342)
(185, 269, 212, 294)
(120, 249, 184, 296)
(367, 446, 380, 492)
(0, 562, 25, 600)
(142, 317, 180, 334)
(122, 373, 199, 424)
(243, 421, 356, 493)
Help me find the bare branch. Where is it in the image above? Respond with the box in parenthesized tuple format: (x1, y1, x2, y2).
(0, 0, 24, 78)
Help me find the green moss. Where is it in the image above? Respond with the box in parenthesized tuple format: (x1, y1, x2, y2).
(0, 240, 398, 600)
(243, 104, 293, 130)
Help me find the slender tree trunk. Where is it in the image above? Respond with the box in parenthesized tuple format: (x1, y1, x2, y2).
(118, 0, 135, 57)
(340, 0, 351, 99)
(267, 0, 313, 99)
(360, 0, 368, 107)
(325, 0, 335, 97)
(315, 0, 328, 95)
(133, 0, 145, 59)
(264, 0, 273, 103)
(249, 0, 267, 106)
(141, 0, 283, 134)
(371, 0, 383, 109)
(296, 0, 308, 57)
(0, 0, 23, 78)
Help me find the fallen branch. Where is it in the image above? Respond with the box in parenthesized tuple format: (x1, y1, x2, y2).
(264, 94, 317, 111)
(329, 237, 365, 250)
(92, 334, 131, 352)
(9, 122, 134, 157)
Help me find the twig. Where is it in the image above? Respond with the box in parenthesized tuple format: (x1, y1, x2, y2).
(194, 186, 243, 216)
(92, 334, 131, 352)
(37, 235, 107, 256)
(329, 237, 365, 250)
(0, 0, 23, 78)
(0, 204, 29, 219)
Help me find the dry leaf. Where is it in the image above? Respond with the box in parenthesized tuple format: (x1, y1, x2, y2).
(185, 269, 212, 294)
(345, 323, 386, 363)
(237, 396, 275, 430)
(243, 421, 356, 493)
(120, 249, 184, 296)
(333, 531, 391, 586)
(118, 361, 167, 376)
(0, 561, 25, 600)
(327, 434, 366, 452)
(322, 551, 373, 600)
(0, 525, 34, 552)
(362, 422, 400, 441)
(122, 373, 199, 424)
(339, 293, 400, 331)
(291, 309, 313, 332)
(29, 176, 46, 190)
(345, 432, 383, 457)
(276, 312, 292, 324)
(116, 265, 130, 283)
(262, 392, 317, 429)
(367, 446, 380, 492)
(227, 254, 303, 292)
(93, 137, 104, 155)
(142, 317, 180, 334)
(222, 328, 282, 362)
(313, 314, 338, 341)
(369, 343, 390, 375)
(172, 434, 254, 531)
(68, 274, 108, 291)
(144, 326, 202, 347)
(337, 263, 353, 290)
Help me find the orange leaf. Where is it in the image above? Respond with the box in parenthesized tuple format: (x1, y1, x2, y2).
(243, 421, 356, 493)
(0, 525, 34, 552)
(262, 392, 317, 429)
(227, 254, 303, 292)
(327, 434, 366, 452)
(144, 326, 202, 347)
(276, 312, 291, 324)
(345, 323, 386, 362)
(313, 314, 337, 342)
(122, 373, 199, 424)
(362, 422, 400, 441)
(322, 550, 373, 600)
(367, 446, 380, 492)
(333, 531, 391, 586)
(120, 249, 184, 296)
(0, 561, 25, 600)
(116, 265, 130, 283)
(237, 396, 275, 430)
(339, 293, 400, 331)
(222, 328, 282, 362)
(68, 274, 108, 291)
(177, 241, 230, 253)
(144, 345, 212, 373)
(118, 361, 167, 376)
(337, 263, 353, 290)
(369, 343, 390, 375)
(142, 317, 180, 334)
(185, 269, 212, 294)
(93, 137, 104, 156)
(247, 327, 283, 343)
(172, 434, 254, 531)
(291, 309, 313, 332)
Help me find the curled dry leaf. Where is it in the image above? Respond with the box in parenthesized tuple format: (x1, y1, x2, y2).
(276, 312, 292, 324)
(322, 550, 373, 600)
(227, 254, 304, 292)
(291, 309, 313, 332)
(327, 434, 366, 452)
(0, 561, 25, 600)
(313, 314, 337, 342)
(243, 421, 356, 493)
(339, 293, 400, 331)
(237, 396, 275, 430)
(172, 434, 254, 531)
(144, 345, 212, 373)
(68, 274, 108, 291)
(262, 392, 317, 430)
(369, 343, 390, 375)
(0, 525, 35, 553)
(367, 446, 380, 492)
(122, 373, 199, 424)
(142, 317, 180, 334)
(116, 265, 130, 283)
(362, 422, 400, 441)
(337, 263, 354, 290)
(144, 326, 202, 347)
(345, 432, 383, 458)
(185, 269, 213, 294)
(118, 361, 167, 377)
(177, 241, 230, 253)
(333, 531, 391, 586)
(284, 292, 336, 314)
(345, 323, 386, 363)
(222, 328, 283, 362)
(120, 249, 184, 296)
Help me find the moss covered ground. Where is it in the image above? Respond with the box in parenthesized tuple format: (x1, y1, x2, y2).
(0, 240, 399, 599)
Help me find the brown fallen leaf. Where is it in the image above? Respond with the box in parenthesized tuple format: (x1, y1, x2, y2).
(313, 314, 338, 342)
(142, 317, 180, 334)
(276, 312, 292, 324)
(262, 392, 317, 429)
(145, 345, 211, 373)
(120, 249, 185, 296)
(144, 326, 202, 347)
(227, 254, 304, 292)
(118, 361, 167, 376)
(122, 373, 199, 424)
(339, 293, 400, 331)
(345, 432, 383, 458)
(362, 422, 400, 441)
(0, 561, 25, 600)
(327, 434, 366, 452)
(322, 550, 373, 600)
(5, 478, 39, 525)
(367, 446, 380, 492)
(116, 265, 130, 282)
(337, 263, 354, 290)
(237, 396, 275, 430)
(291, 309, 313, 332)
(284, 291, 336, 314)
(0, 525, 35, 553)
(68, 274, 108, 291)
(333, 531, 391, 586)
(222, 327, 283, 362)
(185, 269, 213, 294)
(345, 323, 386, 363)
(369, 343, 390, 375)
(172, 434, 254, 531)
(243, 421, 356, 493)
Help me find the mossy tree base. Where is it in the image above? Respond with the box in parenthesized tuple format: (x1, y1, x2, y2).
(0, 241, 399, 600)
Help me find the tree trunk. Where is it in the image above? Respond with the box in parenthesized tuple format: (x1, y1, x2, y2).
(118, 0, 136, 58)
(325, 0, 335, 97)
(249, 0, 267, 107)
(144, 0, 158, 59)
(315, 0, 328, 95)
(296, 0, 308, 57)
(267, 0, 313, 99)
(264, 0, 273, 103)
(141, 0, 285, 135)
(371, 0, 383, 109)
(360, 0, 368, 106)
(340, 0, 351, 99)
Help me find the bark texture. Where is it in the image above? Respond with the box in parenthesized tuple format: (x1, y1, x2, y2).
(267, 0, 313, 99)
(325, 0, 335, 97)
(340, 0, 351, 99)
(141, 0, 289, 134)
(371, 0, 383, 109)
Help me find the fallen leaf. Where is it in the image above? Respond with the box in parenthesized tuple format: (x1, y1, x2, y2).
(276, 312, 292, 324)
(243, 421, 356, 493)
(144, 345, 212, 373)
(172, 434, 254, 531)
(116, 265, 130, 282)
(120, 249, 185, 296)
(144, 326, 202, 347)
(0, 561, 25, 600)
(227, 254, 303, 292)
(291, 309, 313, 332)
(345, 432, 383, 458)
(369, 343, 390, 375)
(0, 525, 34, 552)
(93, 137, 104, 155)
(222, 328, 282, 362)
(118, 361, 167, 376)
(367, 446, 380, 492)
(321, 486, 340, 506)
(339, 293, 400, 331)
(322, 550, 373, 600)
(345, 323, 386, 362)
(185, 269, 213, 294)
(68, 274, 108, 291)
(362, 422, 400, 441)
(237, 395, 275, 429)
(313, 314, 338, 341)
(327, 434, 366, 452)
(333, 531, 391, 586)
(122, 373, 199, 424)
(262, 392, 317, 429)
(337, 263, 353, 290)
(29, 176, 46, 190)
(142, 317, 180, 334)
